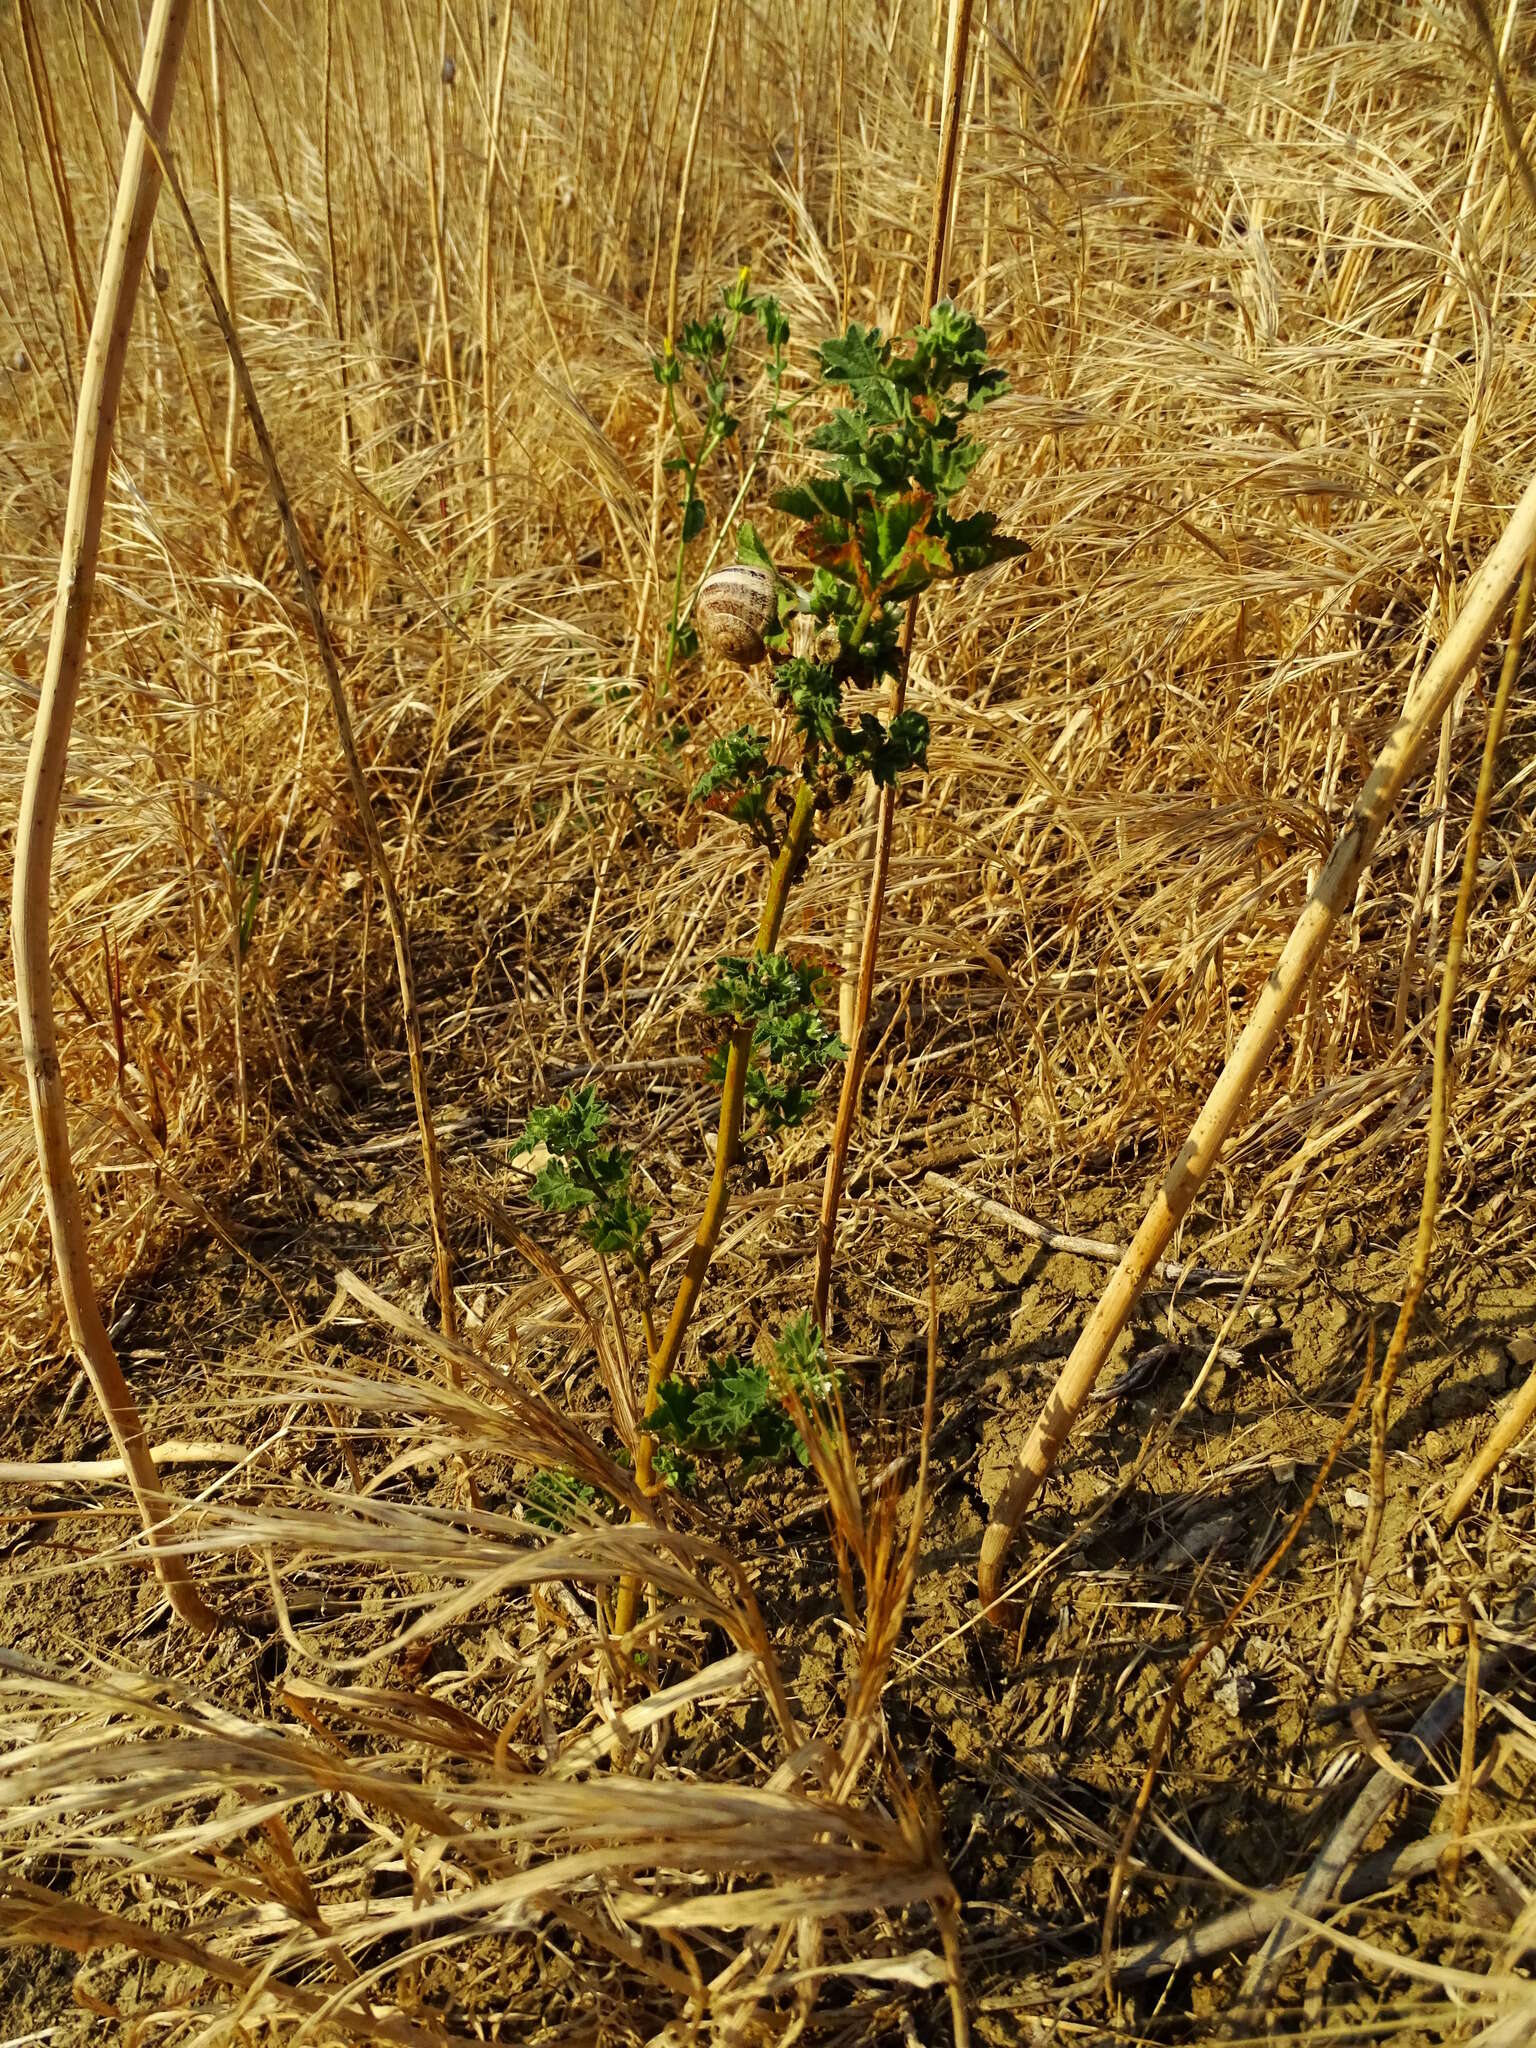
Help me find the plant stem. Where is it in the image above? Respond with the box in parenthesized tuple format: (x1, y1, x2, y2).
(666, 781, 817, 1354)
(89, 5, 462, 1359)
(1324, 542, 1535, 1695)
(613, 1297, 663, 1640)
(479, 0, 516, 576)
(11, 0, 217, 1632)
(812, 0, 976, 1334)
(977, 483, 1536, 1614)
(612, 778, 819, 1640)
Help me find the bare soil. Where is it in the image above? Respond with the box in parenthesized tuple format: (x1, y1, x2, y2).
(5, 969, 1534, 2042)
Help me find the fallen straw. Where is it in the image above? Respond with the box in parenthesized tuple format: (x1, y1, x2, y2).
(0, 1444, 247, 1488)
(924, 1171, 1272, 1288)
(1109, 1830, 1469, 1986)
(978, 472, 1536, 1612)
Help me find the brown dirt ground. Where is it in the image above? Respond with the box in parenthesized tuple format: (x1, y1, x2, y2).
(4, 957, 1535, 2043)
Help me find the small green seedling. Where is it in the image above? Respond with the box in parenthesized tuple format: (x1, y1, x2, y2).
(512, 1085, 652, 1276)
(645, 1312, 839, 1476)
(524, 1468, 602, 1532)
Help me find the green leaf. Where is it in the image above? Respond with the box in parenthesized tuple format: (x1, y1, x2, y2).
(585, 1191, 652, 1259)
(774, 657, 842, 750)
(756, 295, 789, 348)
(642, 1317, 843, 1475)
(679, 315, 726, 361)
(703, 951, 844, 1131)
(869, 489, 951, 597)
(774, 1310, 834, 1398)
(528, 1159, 596, 1214)
(525, 1468, 601, 1531)
(515, 1086, 609, 1160)
(908, 300, 991, 384)
(722, 269, 755, 315)
(940, 510, 1029, 576)
(692, 727, 786, 844)
(682, 493, 707, 543)
(237, 857, 262, 957)
(646, 1377, 701, 1445)
(818, 323, 903, 424)
(771, 476, 855, 525)
(736, 520, 776, 574)
(834, 708, 931, 788)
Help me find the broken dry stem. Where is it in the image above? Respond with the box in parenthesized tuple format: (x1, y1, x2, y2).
(978, 473, 1536, 1612)
(1325, 542, 1536, 1694)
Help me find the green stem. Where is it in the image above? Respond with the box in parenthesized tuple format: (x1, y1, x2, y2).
(642, 781, 818, 1417)
(660, 299, 751, 682)
(685, 383, 795, 605)
(613, 780, 815, 1643)
(614, 1293, 662, 1641)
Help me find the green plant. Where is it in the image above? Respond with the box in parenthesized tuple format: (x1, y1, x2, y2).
(645, 1312, 839, 1476)
(516, 303, 1015, 1632)
(702, 951, 845, 1132)
(524, 1467, 602, 1532)
(234, 844, 262, 957)
(767, 300, 1018, 673)
(652, 270, 791, 684)
(512, 1086, 652, 1274)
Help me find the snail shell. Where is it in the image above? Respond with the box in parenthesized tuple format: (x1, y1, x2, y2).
(695, 564, 778, 665)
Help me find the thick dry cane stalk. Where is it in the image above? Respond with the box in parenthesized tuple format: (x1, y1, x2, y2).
(87, 0, 461, 1357)
(978, 471, 1536, 1613)
(1441, 1362, 1536, 1531)
(10, 0, 218, 1632)
(1323, 545, 1535, 1695)
(812, 0, 975, 1334)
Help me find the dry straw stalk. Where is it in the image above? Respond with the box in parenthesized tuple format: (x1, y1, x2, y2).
(8, 0, 216, 1631)
(813, 0, 976, 1333)
(979, 468, 1536, 1610)
(85, 0, 463, 1360)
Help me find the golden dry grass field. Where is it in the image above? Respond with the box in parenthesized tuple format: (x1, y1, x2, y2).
(3, 0, 1536, 2041)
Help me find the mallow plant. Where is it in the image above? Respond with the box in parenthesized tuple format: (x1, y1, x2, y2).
(514, 302, 1018, 1628)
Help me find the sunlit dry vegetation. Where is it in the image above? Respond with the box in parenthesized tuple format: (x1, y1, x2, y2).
(3, 0, 1536, 2040)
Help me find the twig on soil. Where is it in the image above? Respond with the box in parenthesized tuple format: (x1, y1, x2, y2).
(1242, 1650, 1504, 2007)
(9, 0, 218, 1633)
(0, 1443, 246, 1486)
(924, 1171, 1274, 1289)
(1107, 1828, 1499, 1986)
(1324, 545, 1536, 1697)
(979, 484, 1536, 1615)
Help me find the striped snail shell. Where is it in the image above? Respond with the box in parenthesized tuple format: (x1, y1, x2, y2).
(695, 563, 778, 665)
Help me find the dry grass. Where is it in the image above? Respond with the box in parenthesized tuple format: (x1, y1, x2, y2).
(4, 0, 1536, 2040)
